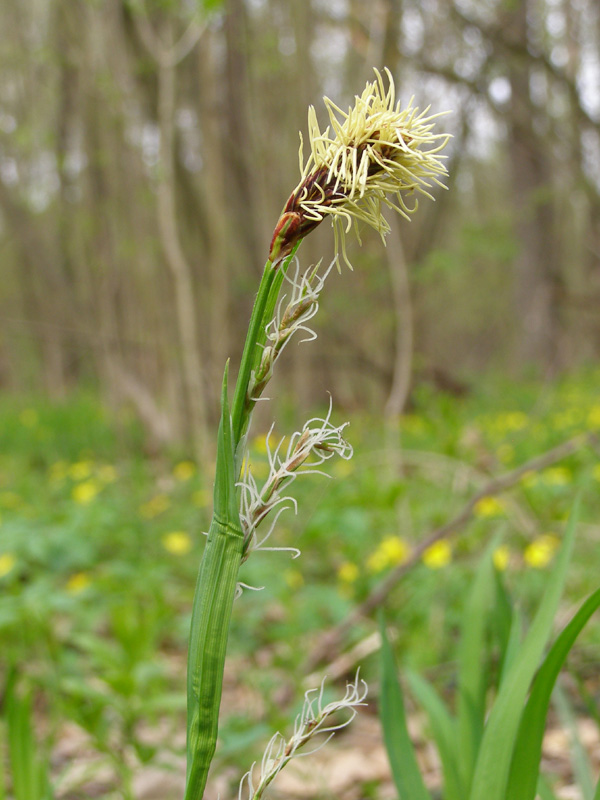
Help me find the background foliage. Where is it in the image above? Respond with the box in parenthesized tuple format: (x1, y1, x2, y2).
(1, 0, 599, 451)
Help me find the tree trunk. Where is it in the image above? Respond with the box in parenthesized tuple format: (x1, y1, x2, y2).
(156, 25, 208, 461)
(505, 0, 561, 371)
(197, 34, 230, 399)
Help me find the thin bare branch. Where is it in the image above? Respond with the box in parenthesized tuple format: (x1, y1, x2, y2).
(303, 432, 598, 672)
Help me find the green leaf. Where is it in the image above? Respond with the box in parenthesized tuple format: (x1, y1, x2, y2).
(490, 567, 514, 680)
(379, 613, 432, 800)
(456, 549, 494, 793)
(186, 363, 245, 800)
(537, 774, 560, 800)
(406, 670, 463, 800)
(468, 500, 579, 800)
(506, 586, 600, 800)
(498, 599, 523, 688)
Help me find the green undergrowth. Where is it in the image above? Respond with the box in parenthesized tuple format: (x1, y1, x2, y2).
(0, 369, 599, 796)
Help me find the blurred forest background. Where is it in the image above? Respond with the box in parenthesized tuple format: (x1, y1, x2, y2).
(1, 0, 599, 456)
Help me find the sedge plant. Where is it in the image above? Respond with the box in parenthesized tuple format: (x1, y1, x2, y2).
(184, 68, 450, 799)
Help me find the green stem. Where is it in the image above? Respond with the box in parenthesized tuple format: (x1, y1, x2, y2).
(185, 242, 301, 800)
(230, 260, 276, 448)
(185, 515, 244, 800)
(231, 243, 301, 450)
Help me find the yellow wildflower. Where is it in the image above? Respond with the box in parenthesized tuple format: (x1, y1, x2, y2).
(0, 553, 16, 578)
(422, 540, 452, 569)
(139, 494, 170, 518)
(379, 536, 410, 565)
(66, 572, 91, 593)
(337, 561, 360, 583)
(269, 68, 450, 268)
(173, 461, 195, 481)
(162, 531, 193, 555)
(474, 496, 505, 518)
(366, 536, 410, 573)
(524, 534, 560, 569)
(72, 480, 100, 504)
(493, 545, 510, 571)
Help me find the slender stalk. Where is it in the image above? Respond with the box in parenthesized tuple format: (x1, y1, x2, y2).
(185, 368, 242, 800)
(185, 244, 299, 799)
(185, 514, 244, 800)
(230, 259, 276, 448)
(231, 243, 301, 450)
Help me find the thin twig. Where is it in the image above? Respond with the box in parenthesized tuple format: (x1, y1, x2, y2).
(303, 432, 597, 672)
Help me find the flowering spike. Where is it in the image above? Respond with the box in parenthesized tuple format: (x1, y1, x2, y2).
(269, 67, 450, 268)
(239, 672, 368, 800)
(238, 401, 353, 558)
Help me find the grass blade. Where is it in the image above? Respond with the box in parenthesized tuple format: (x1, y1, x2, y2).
(406, 670, 463, 800)
(456, 549, 494, 793)
(537, 774, 560, 800)
(506, 586, 600, 800)
(491, 567, 518, 684)
(468, 499, 579, 800)
(379, 614, 432, 800)
(185, 367, 245, 800)
(499, 602, 523, 687)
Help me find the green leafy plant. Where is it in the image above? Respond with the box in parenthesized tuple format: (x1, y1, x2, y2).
(379, 501, 600, 800)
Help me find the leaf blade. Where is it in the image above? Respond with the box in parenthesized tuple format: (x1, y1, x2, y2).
(379, 614, 432, 800)
(468, 500, 579, 800)
(506, 586, 600, 800)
